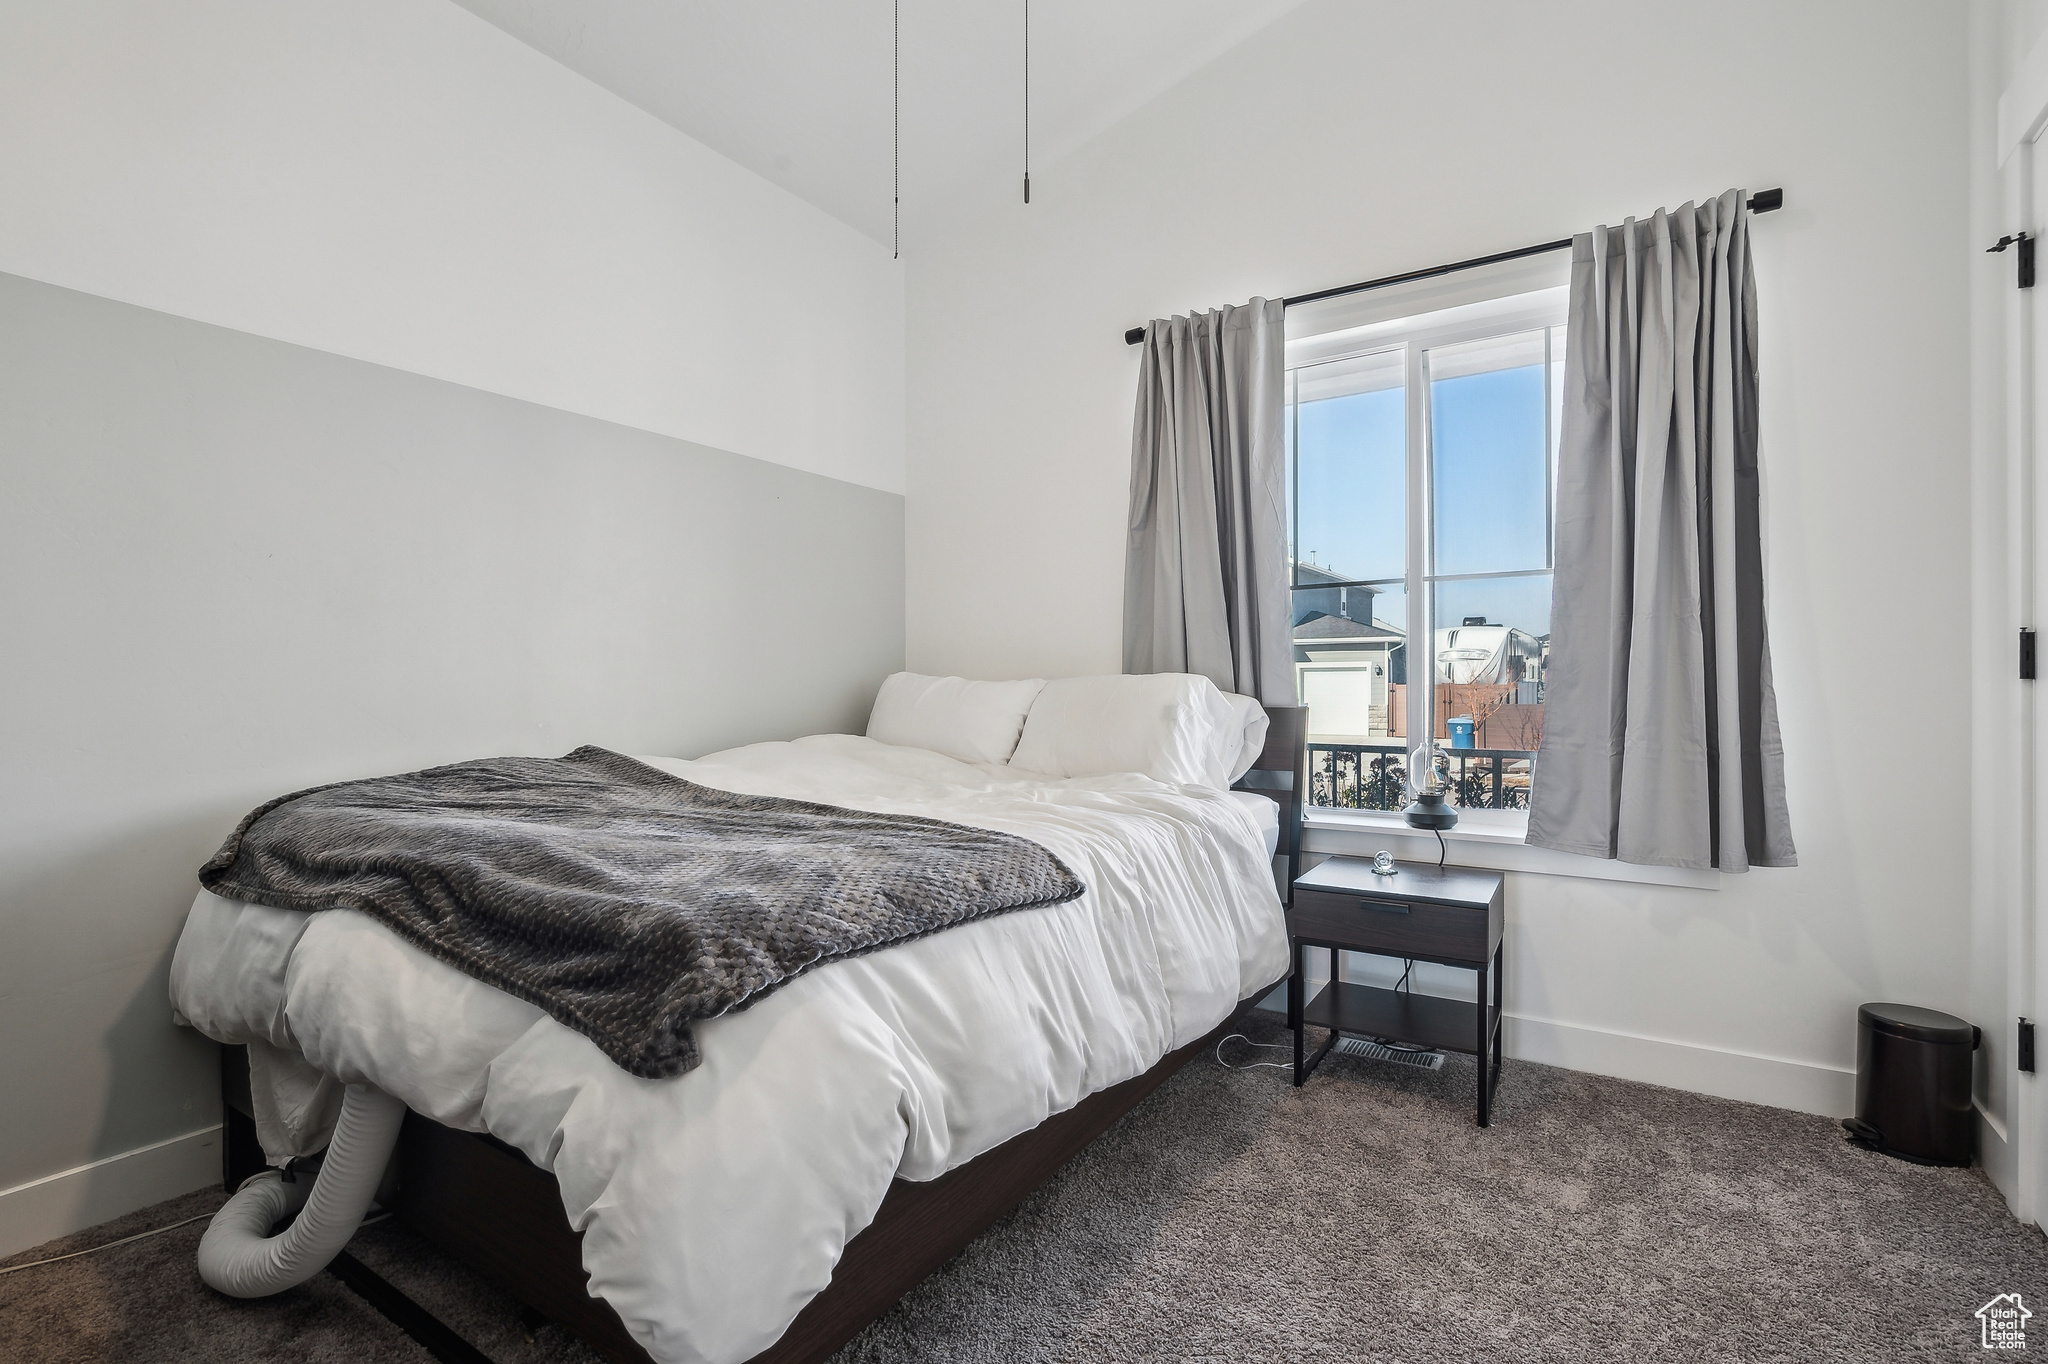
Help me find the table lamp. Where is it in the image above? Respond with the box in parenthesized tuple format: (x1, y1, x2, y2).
(1402, 739, 1458, 832)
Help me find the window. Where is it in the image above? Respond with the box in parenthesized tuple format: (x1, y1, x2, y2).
(1286, 279, 1568, 814)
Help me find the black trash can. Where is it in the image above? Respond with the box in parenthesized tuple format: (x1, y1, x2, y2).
(1842, 1003, 1979, 1167)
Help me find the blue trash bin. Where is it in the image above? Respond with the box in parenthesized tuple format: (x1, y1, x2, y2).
(1447, 716, 1475, 749)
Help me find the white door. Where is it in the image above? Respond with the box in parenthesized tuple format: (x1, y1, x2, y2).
(1993, 55, 2048, 1224)
(2030, 128, 2048, 1228)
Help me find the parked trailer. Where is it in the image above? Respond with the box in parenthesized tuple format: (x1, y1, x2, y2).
(1433, 620, 1542, 686)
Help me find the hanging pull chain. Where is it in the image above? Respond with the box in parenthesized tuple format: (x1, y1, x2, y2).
(893, 0, 900, 257)
(1022, 0, 1031, 203)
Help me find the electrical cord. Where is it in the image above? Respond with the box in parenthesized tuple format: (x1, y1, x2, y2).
(1371, 961, 1438, 1055)
(0, 1213, 212, 1276)
(1434, 827, 1447, 868)
(0, 1175, 395, 1278)
(1364, 1034, 1443, 1055)
(1214, 1032, 1292, 1072)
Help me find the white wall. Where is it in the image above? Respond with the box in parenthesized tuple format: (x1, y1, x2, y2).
(0, 0, 908, 1255)
(0, 0, 904, 494)
(907, 0, 1973, 1116)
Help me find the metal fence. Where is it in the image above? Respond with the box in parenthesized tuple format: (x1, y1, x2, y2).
(1308, 742, 1537, 812)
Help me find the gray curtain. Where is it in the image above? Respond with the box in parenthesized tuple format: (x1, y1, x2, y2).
(1527, 191, 1795, 871)
(1123, 298, 1293, 704)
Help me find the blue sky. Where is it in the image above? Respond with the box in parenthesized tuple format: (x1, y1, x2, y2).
(1294, 362, 1554, 638)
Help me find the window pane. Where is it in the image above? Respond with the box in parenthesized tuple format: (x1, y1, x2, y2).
(1292, 347, 1410, 811)
(1429, 575, 1549, 809)
(1428, 330, 1550, 577)
(1293, 348, 1404, 585)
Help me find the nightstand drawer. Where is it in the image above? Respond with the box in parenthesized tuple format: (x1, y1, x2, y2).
(1288, 885, 1489, 963)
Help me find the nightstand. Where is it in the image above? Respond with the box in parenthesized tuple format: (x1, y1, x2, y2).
(1287, 855, 1506, 1126)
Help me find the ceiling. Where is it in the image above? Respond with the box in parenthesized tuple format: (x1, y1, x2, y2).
(449, 0, 1309, 251)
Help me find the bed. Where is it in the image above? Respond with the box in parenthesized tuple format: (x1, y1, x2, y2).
(174, 681, 1305, 1364)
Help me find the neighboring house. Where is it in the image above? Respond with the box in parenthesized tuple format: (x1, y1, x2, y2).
(1292, 562, 1394, 638)
(1293, 563, 1405, 742)
(1294, 610, 1405, 740)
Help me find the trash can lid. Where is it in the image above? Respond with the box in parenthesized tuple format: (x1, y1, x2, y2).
(1859, 1002, 1974, 1045)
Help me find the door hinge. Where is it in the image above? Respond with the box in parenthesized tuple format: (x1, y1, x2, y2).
(1990, 232, 2036, 288)
(2024, 628, 2037, 681)
(2021, 1018, 2036, 1073)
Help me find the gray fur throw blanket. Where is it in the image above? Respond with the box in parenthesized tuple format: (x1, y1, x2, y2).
(198, 746, 1084, 1078)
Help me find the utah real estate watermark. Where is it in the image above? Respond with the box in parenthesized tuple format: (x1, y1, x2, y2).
(1979, 1293, 2032, 1350)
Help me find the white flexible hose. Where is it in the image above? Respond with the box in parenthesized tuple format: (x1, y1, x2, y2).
(197, 1082, 406, 1297)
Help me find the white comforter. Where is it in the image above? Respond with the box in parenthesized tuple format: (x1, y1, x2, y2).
(169, 734, 1288, 1364)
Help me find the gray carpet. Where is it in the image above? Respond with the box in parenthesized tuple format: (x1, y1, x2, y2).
(5, 1022, 2043, 1362)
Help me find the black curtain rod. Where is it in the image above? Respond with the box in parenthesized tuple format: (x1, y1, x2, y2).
(1122, 188, 1784, 345)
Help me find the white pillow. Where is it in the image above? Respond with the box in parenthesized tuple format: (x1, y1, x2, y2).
(1008, 673, 1247, 788)
(865, 672, 1046, 765)
(1220, 693, 1271, 786)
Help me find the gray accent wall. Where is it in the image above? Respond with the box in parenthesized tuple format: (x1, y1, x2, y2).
(0, 271, 904, 1192)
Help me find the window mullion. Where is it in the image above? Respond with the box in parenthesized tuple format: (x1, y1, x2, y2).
(1403, 340, 1431, 769)
(1288, 367, 1300, 588)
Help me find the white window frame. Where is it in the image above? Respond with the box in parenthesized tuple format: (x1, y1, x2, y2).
(1288, 286, 1567, 782)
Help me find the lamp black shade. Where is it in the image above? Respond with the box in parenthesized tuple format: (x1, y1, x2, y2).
(1402, 789, 1458, 831)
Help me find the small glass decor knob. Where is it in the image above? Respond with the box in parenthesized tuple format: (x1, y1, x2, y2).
(1370, 850, 1397, 876)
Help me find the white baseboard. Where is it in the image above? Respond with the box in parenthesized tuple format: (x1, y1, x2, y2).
(1502, 1014, 1855, 1118)
(0, 1126, 222, 1260)
(1977, 1104, 2021, 1218)
(1248, 987, 1854, 1118)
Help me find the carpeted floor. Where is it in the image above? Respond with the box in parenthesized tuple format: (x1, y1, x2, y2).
(5, 1021, 2043, 1362)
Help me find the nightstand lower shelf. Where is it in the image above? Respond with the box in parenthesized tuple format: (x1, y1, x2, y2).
(1300, 980, 1490, 1056)
(1288, 947, 1504, 1126)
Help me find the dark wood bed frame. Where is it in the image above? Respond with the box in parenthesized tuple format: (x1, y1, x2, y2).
(221, 706, 1307, 1364)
